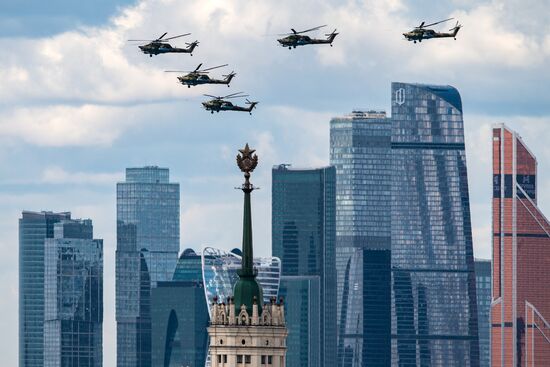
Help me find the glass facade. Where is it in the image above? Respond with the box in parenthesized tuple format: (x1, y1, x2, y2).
(474, 259, 491, 367)
(271, 165, 337, 367)
(330, 110, 392, 367)
(19, 211, 71, 367)
(279, 276, 321, 367)
(391, 82, 479, 366)
(116, 166, 180, 367)
(151, 249, 208, 367)
(43, 219, 103, 367)
(201, 247, 281, 316)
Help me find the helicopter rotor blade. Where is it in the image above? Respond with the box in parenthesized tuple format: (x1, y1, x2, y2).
(194, 63, 203, 72)
(157, 32, 168, 40)
(164, 33, 191, 40)
(418, 21, 425, 28)
(295, 24, 327, 34)
(223, 91, 246, 98)
(204, 94, 221, 99)
(422, 18, 453, 28)
(128, 39, 156, 42)
(201, 64, 228, 72)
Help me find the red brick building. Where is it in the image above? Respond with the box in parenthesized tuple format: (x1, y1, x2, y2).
(491, 124, 550, 366)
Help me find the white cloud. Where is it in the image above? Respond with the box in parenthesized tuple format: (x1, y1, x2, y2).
(40, 166, 123, 185)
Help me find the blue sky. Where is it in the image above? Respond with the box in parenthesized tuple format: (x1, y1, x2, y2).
(1, 0, 550, 365)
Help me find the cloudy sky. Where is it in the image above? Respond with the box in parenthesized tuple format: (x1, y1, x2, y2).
(1, 0, 550, 364)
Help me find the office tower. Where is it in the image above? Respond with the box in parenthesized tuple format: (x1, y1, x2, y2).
(272, 165, 337, 367)
(330, 110, 392, 366)
(19, 211, 71, 367)
(44, 219, 103, 366)
(208, 144, 288, 367)
(151, 250, 208, 367)
(491, 125, 550, 366)
(391, 82, 479, 366)
(475, 259, 491, 367)
(278, 276, 321, 367)
(116, 166, 180, 367)
(201, 246, 281, 311)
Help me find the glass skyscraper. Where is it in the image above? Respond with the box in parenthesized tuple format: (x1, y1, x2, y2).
(151, 250, 208, 367)
(278, 276, 321, 367)
(19, 210, 71, 367)
(201, 247, 281, 315)
(271, 164, 337, 367)
(330, 110, 392, 366)
(474, 259, 491, 367)
(44, 219, 103, 367)
(391, 82, 479, 366)
(116, 166, 180, 367)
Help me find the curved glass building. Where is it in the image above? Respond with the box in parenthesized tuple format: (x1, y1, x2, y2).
(390, 82, 479, 366)
(201, 246, 281, 315)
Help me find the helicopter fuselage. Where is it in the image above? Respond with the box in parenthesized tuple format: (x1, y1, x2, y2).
(139, 41, 197, 56)
(178, 73, 234, 87)
(404, 26, 460, 42)
(278, 32, 337, 49)
(202, 100, 257, 114)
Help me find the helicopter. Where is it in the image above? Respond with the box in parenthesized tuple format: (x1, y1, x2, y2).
(202, 92, 258, 115)
(403, 18, 461, 43)
(277, 25, 338, 49)
(128, 32, 199, 57)
(165, 63, 236, 88)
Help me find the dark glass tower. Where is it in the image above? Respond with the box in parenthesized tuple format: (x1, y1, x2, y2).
(151, 250, 208, 367)
(44, 219, 103, 366)
(19, 210, 71, 367)
(330, 110, 392, 367)
(391, 82, 479, 366)
(272, 164, 336, 367)
(474, 259, 491, 367)
(116, 166, 180, 367)
(278, 276, 321, 367)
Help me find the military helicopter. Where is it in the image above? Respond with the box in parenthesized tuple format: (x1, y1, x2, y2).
(128, 32, 199, 57)
(202, 92, 258, 115)
(165, 63, 236, 88)
(277, 25, 338, 49)
(403, 18, 461, 43)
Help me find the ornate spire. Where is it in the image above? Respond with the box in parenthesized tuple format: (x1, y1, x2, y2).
(233, 143, 263, 315)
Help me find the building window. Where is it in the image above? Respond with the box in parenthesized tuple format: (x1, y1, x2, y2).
(261, 355, 266, 364)
(268, 355, 272, 364)
(237, 355, 243, 363)
(245, 355, 251, 364)
(217, 355, 221, 363)
(223, 355, 227, 363)
(219, 339, 223, 345)
(241, 338, 246, 345)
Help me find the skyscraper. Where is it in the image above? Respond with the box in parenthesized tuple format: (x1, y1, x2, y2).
(330, 110, 392, 366)
(19, 210, 71, 367)
(278, 276, 321, 367)
(116, 166, 180, 367)
(475, 259, 491, 367)
(271, 164, 337, 367)
(391, 82, 479, 366)
(491, 124, 550, 366)
(44, 219, 103, 366)
(151, 249, 208, 367)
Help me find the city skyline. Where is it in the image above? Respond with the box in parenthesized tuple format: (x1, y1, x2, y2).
(2, 0, 550, 365)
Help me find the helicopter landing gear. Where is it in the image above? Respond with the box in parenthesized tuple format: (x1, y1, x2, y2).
(330, 44, 333, 47)
(454, 38, 457, 40)
(211, 111, 214, 114)
(149, 54, 152, 57)
(414, 40, 416, 44)
(188, 85, 191, 88)
(288, 47, 292, 50)
(293, 46, 296, 48)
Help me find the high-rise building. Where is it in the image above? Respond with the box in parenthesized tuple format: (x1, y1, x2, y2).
(19, 210, 71, 367)
(208, 144, 288, 367)
(330, 110, 392, 366)
(391, 82, 479, 366)
(278, 276, 321, 367)
(44, 219, 103, 366)
(151, 249, 208, 367)
(475, 259, 491, 367)
(491, 124, 550, 366)
(116, 166, 180, 367)
(201, 246, 281, 312)
(271, 164, 336, 367)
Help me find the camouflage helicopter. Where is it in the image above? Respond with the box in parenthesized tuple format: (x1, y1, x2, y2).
(277, 25, 338, 49)
(202, 92, 258, 115)
(165, 63, 236, 88)
(128, 32, 199, 57)
(403, 18, 462, 43)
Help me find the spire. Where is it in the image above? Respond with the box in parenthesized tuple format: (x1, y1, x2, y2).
(233, 144, 263, 315)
